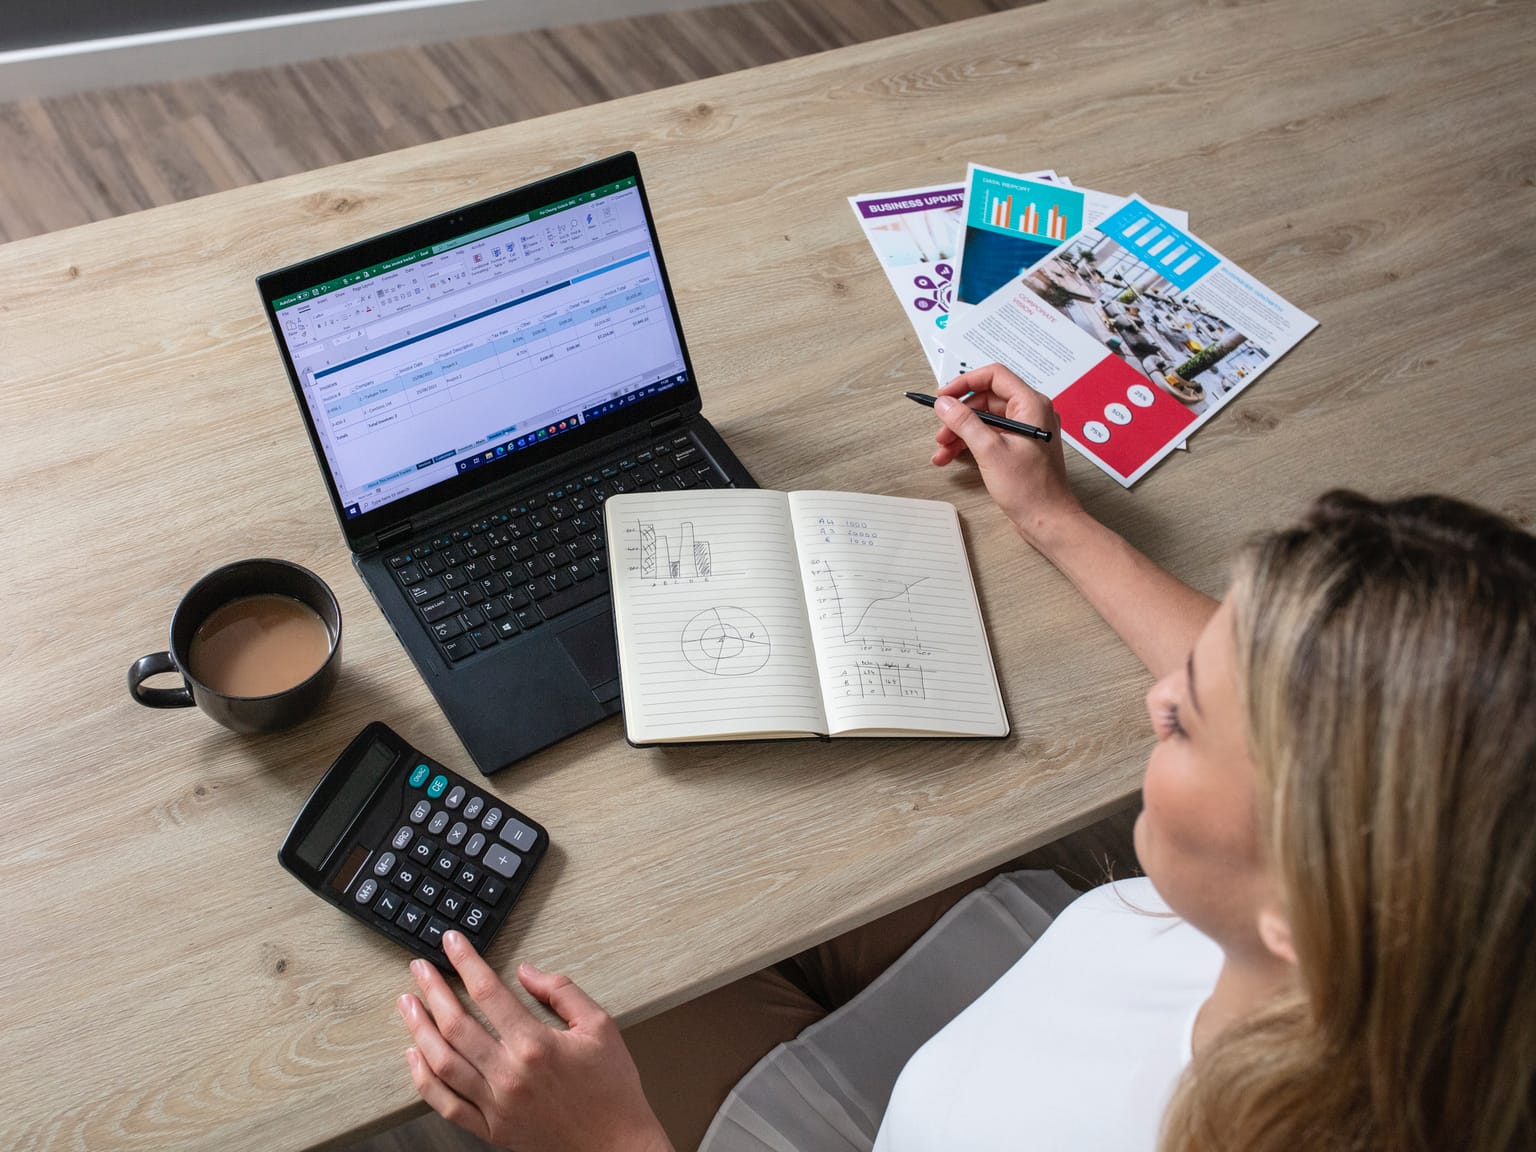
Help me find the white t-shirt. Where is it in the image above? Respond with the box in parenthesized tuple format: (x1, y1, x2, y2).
(873, 878, 1222, 1152)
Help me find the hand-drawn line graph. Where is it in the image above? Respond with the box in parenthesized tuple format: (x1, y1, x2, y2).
(809, 559, 931, 655)
(637, 519, 712, 583)
(681, 607, 772, 676)
(836, 659, 927, 700)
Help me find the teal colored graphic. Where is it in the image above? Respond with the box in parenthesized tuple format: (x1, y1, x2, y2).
(965, 172, 1084, 240)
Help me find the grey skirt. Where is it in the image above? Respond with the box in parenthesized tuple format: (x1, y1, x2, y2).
(699, 869, 1078, 1152)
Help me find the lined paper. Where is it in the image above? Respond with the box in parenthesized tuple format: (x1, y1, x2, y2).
(606, 490, 828, 742)
(787, 492, 1008, 737)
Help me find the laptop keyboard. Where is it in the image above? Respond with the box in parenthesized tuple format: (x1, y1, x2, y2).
(386, 433, 728, 666)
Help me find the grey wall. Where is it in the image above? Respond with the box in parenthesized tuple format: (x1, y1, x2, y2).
(3, 0, 362, 51)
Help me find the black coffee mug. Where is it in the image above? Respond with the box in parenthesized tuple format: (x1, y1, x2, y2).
(128, 558, 343, 733)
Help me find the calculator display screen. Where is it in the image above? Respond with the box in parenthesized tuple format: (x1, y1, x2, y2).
(295, 738, 399, 870)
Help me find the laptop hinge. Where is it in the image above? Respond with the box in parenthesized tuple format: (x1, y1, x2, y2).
(376, 520, 415, 550)
(649, 409, 688, 434)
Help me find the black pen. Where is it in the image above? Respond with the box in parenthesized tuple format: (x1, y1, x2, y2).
(904, 391, 1052, 442)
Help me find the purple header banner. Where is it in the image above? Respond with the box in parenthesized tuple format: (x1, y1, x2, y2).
(853, 187, 964, 219)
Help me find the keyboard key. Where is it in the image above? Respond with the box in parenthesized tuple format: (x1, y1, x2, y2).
(373, 887, 403, 921)
(442, 544, 466, 566)
(393, 862, 421, 890)
(407, 578, 444, 604)
(410, 800, 431, 824)
(410, 837, 437, 864)
(428, 810, 450, 835)
(444, 786, 465, 810)
(481, 807, 503, 832)
(420, 597, 459, 623)
(455, 862, 484, 891)
(461, 903, 490, 933)
(430, 616, 465, 642)
(478, 876, 506, 905)
(427, 775, 447, 799)
(457, 585, 486, 607)
(469, 626, 498, 650)
(392, 826, 414, 851)
(396, 902, 428, 933)
(538, 578, 608, 621)
(515, 607, 542, 630)
(420, 554, 444, 577)
(478, 575, 506, 597)
(673, 446, 699, 467)
(441, 568, 467, 590)
(494, 618, 520, 641)
(498, 816, 540, 853)
(505, 587, 531, 610)
(482, 598, 508, 621)
(415, 875, 443, 906)
(463, 796, 484, 821)
(354, 877, 379, 904)
(482, 843, 523, 879)
(388, 552, 414, 569)
(413, 544, 433, 559)
(420, 916, 451, 949)
(432, 850, 460, 878)
(372, 851, 396, 877)
(397, 564, 423, 586)
(437, 888, 468, 919)
(442, 635, 475, 661)
(464, 831, 486, 858)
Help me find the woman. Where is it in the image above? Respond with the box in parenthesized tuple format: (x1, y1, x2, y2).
(393, 364, 1536, 1152)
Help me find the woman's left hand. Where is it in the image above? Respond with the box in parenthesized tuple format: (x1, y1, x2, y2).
(396, 929, 674, 1152)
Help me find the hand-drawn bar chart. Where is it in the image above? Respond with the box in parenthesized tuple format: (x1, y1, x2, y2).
(638, 519, 713, 583)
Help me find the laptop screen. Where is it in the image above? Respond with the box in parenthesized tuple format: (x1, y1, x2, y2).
(267, 172, 689, 521)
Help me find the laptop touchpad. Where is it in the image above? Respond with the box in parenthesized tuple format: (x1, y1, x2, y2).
(557, 615, 620, 698)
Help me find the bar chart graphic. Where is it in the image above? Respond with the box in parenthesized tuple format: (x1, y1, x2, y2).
(638, 519, 712, 583)
(987, 193, 1070, 241)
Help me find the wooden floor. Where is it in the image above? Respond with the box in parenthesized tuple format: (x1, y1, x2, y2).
(3, 2, 1141, 1149)
(0, 0, 1041, 244)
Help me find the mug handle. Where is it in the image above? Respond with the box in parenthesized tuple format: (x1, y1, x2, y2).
(128, 651, 194, 708)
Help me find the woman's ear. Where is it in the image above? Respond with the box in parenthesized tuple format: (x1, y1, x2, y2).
(1258, 905, 1298, 966)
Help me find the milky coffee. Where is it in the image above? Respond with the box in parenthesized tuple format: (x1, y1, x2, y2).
(188, 593, 332, 697)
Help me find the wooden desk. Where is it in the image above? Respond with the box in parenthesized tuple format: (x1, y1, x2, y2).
(4, 0, 1533, 1146)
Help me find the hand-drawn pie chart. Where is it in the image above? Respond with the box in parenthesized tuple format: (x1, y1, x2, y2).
(681, 607, 771, 676)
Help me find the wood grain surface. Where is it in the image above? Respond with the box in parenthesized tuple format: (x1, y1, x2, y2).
(3, 0, 1534, 1148)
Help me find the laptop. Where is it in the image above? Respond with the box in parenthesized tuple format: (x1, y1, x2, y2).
(257, 152, 757, 773)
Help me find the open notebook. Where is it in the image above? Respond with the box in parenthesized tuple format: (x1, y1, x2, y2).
(604, 489, 1008, 743)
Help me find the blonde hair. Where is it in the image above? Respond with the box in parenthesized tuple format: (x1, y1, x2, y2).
(1160, 492, 1536, 1152)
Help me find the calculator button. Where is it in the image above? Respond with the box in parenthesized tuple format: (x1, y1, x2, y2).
(432, 850, 460, 878)
(444, 786, 466, 810)
(409, 764, 431, 788)
(481, 807, 503, 832)
(478, 876, 506, 905)
(373, 888, 403, 921)
(463, 796, 484, 821)
(392, 826, 414, 851)
(464, 832, 486, 859)
(427, 775, 448, 799)
(461, 903, 490, 933)
(428, 810, 450, 835)
(498, 817, 540, 853)
(437, 888, 468, 919)
(394, 862, 421, 890)
(415, 875, 443, 907)
(482, 843, 522, 879)
(410, 800, 431, 824)
(354, 877, 379, 905)
(372, 851, 396, 877)
(410, 837, 437, 864)
(396, 903, 428, 933)
(421, 916, 452, 949)
(455, 863, 483, 891)
(446, 821, 468, 847)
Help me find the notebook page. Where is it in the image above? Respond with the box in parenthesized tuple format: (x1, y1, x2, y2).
(787, 492, 1008, 737)
(606, 490, 827, 741)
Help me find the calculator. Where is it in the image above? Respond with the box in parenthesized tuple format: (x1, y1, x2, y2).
(279, 722, 548, 965)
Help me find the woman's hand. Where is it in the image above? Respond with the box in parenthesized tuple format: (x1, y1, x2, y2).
(397, 930, 673, 1152)
(930, 363, 1085, 555)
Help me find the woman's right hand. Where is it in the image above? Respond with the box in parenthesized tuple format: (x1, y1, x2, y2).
(930, 363, 1084, 553)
